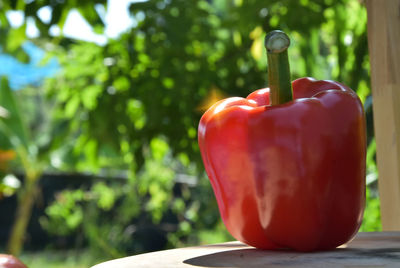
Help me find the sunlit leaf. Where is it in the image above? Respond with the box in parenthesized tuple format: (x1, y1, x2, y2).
(0, 77, 29, 149)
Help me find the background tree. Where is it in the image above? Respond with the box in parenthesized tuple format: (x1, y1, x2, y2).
(0, 0, 106, 255)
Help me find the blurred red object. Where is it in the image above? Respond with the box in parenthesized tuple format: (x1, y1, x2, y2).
(0, 254, 27, 268)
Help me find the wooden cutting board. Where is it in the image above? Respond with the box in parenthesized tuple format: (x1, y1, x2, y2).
(92, 232, 400, 268)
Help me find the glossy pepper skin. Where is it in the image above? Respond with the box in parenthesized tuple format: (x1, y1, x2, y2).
(198, 77, 366, 251)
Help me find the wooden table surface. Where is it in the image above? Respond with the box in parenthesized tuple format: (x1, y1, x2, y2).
(92, 232, 400, 268)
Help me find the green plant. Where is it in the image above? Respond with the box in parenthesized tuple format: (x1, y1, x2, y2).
(0, 77, 45, 255)
(41, 136, 200, 257)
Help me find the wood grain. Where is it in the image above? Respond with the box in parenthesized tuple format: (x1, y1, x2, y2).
(92, 232, 400, 268)
(366, 0, 400, 230)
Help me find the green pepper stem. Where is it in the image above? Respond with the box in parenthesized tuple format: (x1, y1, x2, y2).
(265, 30, 293, 105)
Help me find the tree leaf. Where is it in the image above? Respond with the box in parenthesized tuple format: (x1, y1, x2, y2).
(0, 77, 29, 149)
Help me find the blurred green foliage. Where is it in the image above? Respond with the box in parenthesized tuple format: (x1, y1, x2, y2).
(0, 76, 49, 255)
(20, 249, 103, 268)
(0, 0, 380, 260)
(360, 139, 381, 232)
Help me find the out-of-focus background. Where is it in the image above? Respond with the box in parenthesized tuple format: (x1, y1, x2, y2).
(0, 0, 379, 267)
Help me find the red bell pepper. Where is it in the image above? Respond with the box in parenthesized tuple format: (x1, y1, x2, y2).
(198, 31, 366, 251)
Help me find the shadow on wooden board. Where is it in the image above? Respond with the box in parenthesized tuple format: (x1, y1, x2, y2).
(183, 246, 400, 267)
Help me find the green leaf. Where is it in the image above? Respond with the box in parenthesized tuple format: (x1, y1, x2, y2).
(92, 182, 116, 211)
(64, 95, 80, 118)
(78, 4, 105, 29)
(150, 137, 169, 160)
(0, 77, 29, 149)
(5, 25, 27, 52)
